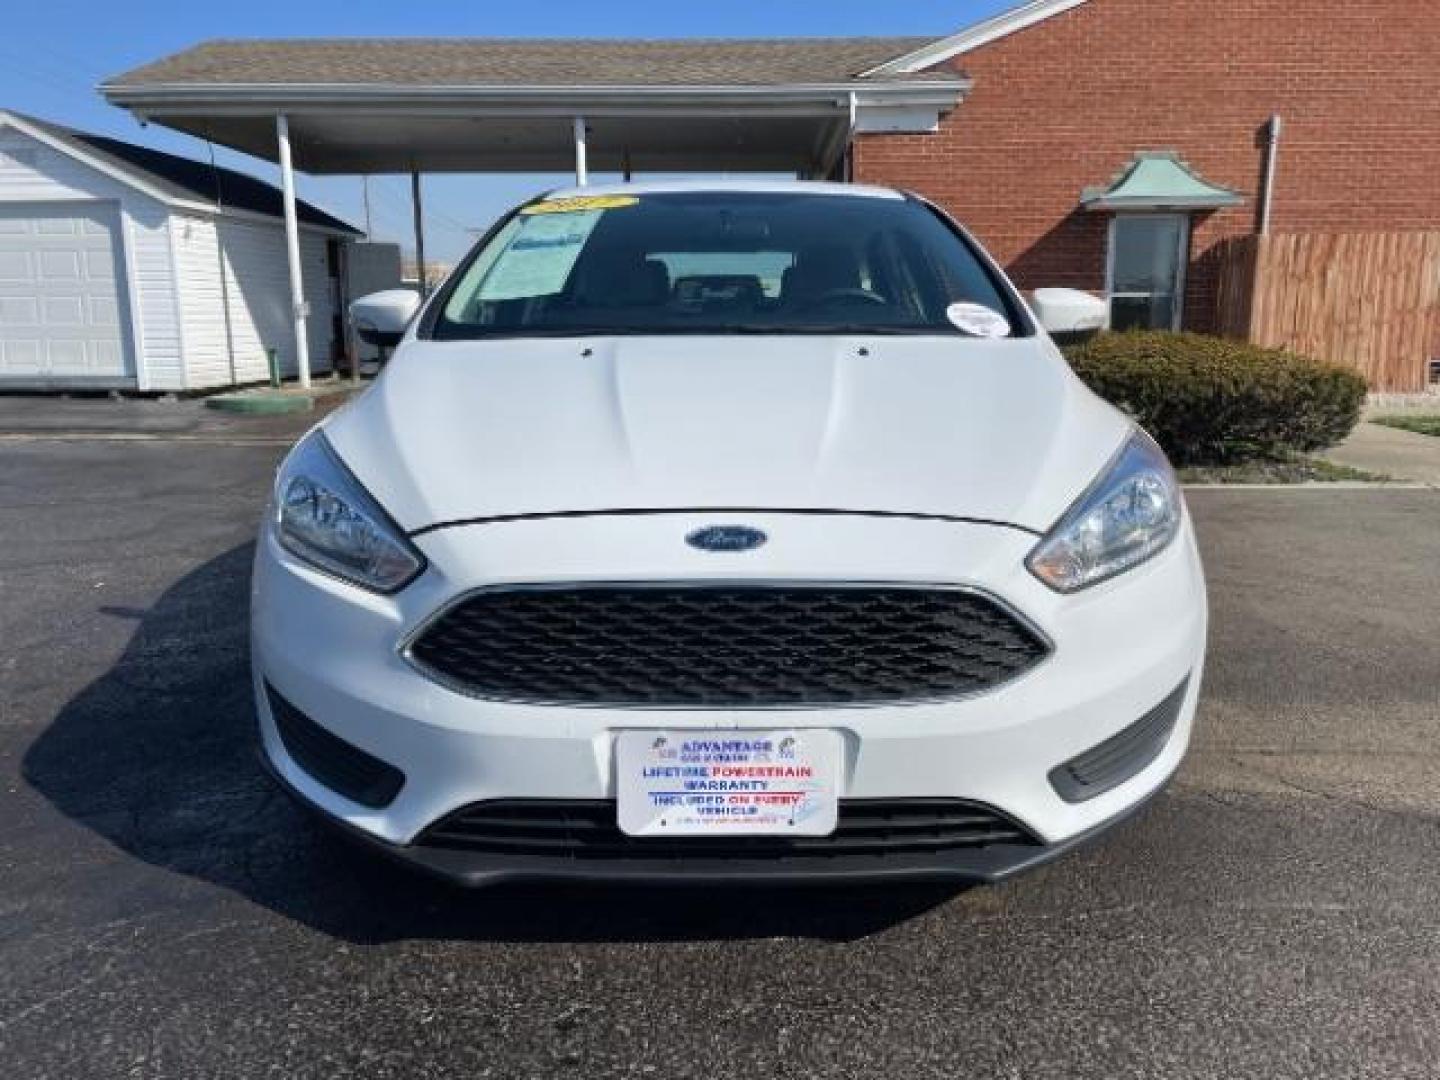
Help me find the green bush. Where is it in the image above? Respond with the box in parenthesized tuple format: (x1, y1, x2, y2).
(1062, 331, 1368, 466)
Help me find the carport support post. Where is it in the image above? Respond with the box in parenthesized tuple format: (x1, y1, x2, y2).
(573, 117, 588, 186)
(275, 114, 311, 389)
(410, 169, 428, 297)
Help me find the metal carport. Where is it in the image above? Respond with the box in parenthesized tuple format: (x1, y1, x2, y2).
(100, 37, 967, 386)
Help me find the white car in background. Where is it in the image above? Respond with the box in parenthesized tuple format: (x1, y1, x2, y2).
(252, 181, 1206, 885)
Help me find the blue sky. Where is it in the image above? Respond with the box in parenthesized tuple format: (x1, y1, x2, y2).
(0, 0, 1011, 263)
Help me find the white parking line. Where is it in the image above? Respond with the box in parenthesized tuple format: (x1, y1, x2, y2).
(0, 432, 294, 447)
(1182, 481, 1434, 491)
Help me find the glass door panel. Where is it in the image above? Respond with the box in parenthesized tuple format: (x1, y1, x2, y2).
(1108, 215, 1187, 330)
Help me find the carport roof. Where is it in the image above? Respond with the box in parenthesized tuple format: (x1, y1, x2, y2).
(106, 37, 951, 89)
(100, 37, 969, 176)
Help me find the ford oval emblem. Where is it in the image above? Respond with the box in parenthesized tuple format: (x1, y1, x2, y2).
(686, 525, 768, 553)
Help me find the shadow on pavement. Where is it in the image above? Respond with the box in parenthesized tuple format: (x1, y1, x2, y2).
(24, 543, 962, 944)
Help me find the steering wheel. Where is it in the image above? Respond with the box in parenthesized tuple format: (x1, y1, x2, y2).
(800, 287, 889, 309)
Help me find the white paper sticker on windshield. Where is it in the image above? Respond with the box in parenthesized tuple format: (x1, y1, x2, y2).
(946, 302, 1011, 338)
(478, 211, 603, 301)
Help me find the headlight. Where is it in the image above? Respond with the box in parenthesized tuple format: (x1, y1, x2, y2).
(274, 429, 425, 593)
(1027, 431, 1181, 593)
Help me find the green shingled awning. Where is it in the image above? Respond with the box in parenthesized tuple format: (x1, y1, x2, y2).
(1081, 151, 1244, 211)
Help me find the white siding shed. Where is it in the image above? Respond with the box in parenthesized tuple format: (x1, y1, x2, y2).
(0, 109, 363, 391)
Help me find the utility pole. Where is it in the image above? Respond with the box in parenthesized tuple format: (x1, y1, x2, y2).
(410, 169, 427, 296)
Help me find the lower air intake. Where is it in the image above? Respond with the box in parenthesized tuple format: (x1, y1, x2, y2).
(266, 683, 405, 809)
(416, 798, 1041, 860)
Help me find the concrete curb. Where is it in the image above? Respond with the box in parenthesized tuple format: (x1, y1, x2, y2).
(1316, 423, 1440, 488)
(1183, 481, 1435, 491)
(0, 432, 295, 446)
(204, 392, 314, 416)
(201, 379, 361, 416)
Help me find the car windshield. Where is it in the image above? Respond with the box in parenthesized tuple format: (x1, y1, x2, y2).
(431, 191, 1026, 339)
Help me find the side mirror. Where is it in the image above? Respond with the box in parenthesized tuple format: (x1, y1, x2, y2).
(1030, 288, 1109, 337)
(350, 289, 422, 348)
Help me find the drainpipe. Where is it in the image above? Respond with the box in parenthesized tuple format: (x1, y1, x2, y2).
(1258, 115, 1283, 235)
(275, 114, 311, 388)
(573, 117, 589, 186)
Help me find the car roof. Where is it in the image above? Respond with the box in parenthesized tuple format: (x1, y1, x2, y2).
(539, 179, 906, 202)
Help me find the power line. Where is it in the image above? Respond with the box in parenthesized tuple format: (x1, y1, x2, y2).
(376, 176, 478, 235)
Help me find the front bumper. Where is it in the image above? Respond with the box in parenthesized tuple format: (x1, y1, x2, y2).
(259, 747, 1179, 885)
(252, 510, 1207, 882)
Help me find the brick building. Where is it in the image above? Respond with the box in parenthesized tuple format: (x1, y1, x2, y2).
(852, 0, 1439, 343)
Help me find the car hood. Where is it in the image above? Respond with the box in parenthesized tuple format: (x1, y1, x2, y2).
(324, 335, 1130, 534)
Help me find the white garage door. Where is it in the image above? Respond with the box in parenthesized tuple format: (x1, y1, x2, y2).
(0, 202, 132, 381)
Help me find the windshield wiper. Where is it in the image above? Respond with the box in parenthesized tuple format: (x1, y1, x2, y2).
(651, 325, 957, 336)
(757, 324, 957, 336)
(439, 326, 654, 339)
(435, 324, 971, 341)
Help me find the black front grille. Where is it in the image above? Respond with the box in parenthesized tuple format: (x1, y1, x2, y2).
(417, 799, 1040, 860)
(407, 584, 1050, 707)
(1049, 677, 1190, 804)
(266, 683, 405, 808)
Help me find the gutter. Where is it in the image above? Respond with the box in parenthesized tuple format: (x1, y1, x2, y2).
(188, 201, 362, 239)
(861, 0, 1090, 76)
(99, 80, 970, 115)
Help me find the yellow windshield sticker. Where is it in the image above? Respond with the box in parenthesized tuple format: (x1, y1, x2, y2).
(521, 194, 640, 215)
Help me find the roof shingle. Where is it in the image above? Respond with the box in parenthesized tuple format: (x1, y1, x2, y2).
(107, 37, 953, 89)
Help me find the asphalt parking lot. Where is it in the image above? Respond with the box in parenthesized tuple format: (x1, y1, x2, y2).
(2, 405, 1439, 1079)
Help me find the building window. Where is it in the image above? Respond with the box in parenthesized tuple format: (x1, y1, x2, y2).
(1106, 214, 1188, 331)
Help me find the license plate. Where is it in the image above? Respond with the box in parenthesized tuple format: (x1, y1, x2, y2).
(616, 729, 841, 837)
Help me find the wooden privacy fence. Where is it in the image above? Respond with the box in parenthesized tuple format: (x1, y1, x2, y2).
(1214, 231, 1440, 391)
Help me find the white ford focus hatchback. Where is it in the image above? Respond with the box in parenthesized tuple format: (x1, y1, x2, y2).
(253, 181, 1206, 885)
